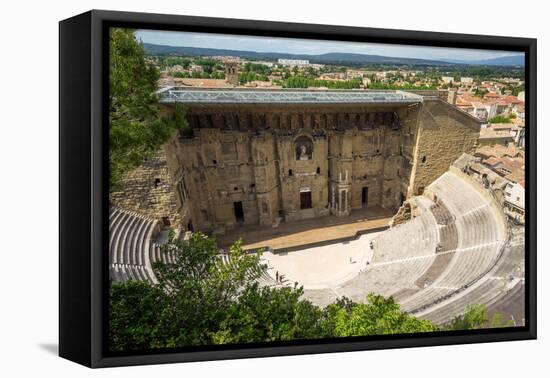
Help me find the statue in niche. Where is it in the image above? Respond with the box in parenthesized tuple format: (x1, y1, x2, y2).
(384, 112, 392, 126)
(375, 112, 383, 125)
(299, 145, 308, 160)
(391, 112, 401, 130)
(366, 112, 375, 129)
(295, 135, 313, 160)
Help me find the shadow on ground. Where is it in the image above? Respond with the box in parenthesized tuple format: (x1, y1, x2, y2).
(38, 343, 58, 356)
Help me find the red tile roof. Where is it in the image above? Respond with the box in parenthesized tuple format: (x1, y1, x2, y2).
(503, 95, 523, 105)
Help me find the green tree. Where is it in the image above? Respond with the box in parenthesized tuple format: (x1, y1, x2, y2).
(109, 233, 441, 351)
(212, 284, 325, 344)
(474, 88, 487, 98)
(109, 280, 168, 351)
(109, 28, 187, 191)
(444, 304, 487, 330)
(489, 114, 514, 124)
(327, 294, 438, 336)
(490, 312, 516, 328)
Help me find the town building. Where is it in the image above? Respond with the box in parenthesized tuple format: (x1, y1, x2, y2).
(224, 61, 239, 86)
(277, 58, 310, 67)
(503, 181, 525, 223)
(478, 124, 515, 146)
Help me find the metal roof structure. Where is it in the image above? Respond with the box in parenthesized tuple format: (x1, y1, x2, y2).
(157, 87, 423, 105)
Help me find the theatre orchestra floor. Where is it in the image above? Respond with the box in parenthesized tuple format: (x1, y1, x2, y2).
(217, 206, 394, 251)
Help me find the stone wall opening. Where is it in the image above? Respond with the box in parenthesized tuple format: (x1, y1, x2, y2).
(233, 201, 245, 223)
(300, 191, 312, 210)
(362, 187, 369, 208)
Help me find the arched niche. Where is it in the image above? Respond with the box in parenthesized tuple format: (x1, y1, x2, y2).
(294, 135, 313, 161)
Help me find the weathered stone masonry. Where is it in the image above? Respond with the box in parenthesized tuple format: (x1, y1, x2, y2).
(108, 90, 479, 234)
(408, 98, 480, 197)
(154, 89, 480, 235)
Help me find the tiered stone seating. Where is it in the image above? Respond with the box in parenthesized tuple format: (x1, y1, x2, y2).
(428, 172, 486, 215)
(149, 243, 176, 267)
(305, 170, 512, 319)
(215, 253, 277, 287)
(395, 173, 507, 314)
(438, 224, 458, 252)
(430, 202, 454, 225)
(414, 252, 455, 288)
(109, 207, 158, 283)
(337, 255, 435, 302)
(332, 204, 440, 302)
(110, 166, 521, 325)
(486, 280, 525, 326)
(418, 278, 507, 325)
(408, 224, 522, 324)
(372, 209, 438, 263)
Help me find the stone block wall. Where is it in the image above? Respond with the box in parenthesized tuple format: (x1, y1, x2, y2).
(110, 150, 180, 229)
(408, 99, 480, 197)
(157, 100, 478, 234)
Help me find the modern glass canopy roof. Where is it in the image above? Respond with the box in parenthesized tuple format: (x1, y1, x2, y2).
(157, 88, 424, 105)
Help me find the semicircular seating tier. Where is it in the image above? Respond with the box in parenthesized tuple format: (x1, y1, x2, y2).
(109, 168, 523, 325)
(109, 208, 160, 284)
(109, 207, 277, 287)
(302, 170, 522, 324)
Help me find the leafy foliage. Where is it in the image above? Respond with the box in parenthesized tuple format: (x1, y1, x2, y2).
(368, 82, 437, 90)
(212, 284, 326, 344)
(282, 75, 362, 89)
(327, 294, 438, 336)
(172, 70, 225, 79)
(109, 281, 168, 351)
(109, 28, 187, 191)
(109, 232, 515, 352)
(239, 71, 269, 84)
(243, 62, 271, 75)
(489, 114, 516, 124)
(444, 304, 488, 330)
(444, 304, 515, 330)
(110, 232, 439, 351)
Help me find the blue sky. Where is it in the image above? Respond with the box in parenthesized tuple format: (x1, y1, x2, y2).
(135, 29, 523, 62)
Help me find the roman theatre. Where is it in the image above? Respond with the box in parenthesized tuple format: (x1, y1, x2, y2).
(109, 88, 525, 325)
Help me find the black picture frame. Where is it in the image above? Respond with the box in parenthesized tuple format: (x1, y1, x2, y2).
(59, 9, 537, 368)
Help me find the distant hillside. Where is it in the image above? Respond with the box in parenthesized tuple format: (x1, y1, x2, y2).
(142, 43, 525, 67)
(447, 55, 525, 67)
(142, 43, 452, 66)
(468, 55, 525, 66)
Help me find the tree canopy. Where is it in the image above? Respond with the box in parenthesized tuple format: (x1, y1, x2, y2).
(109, 28, 187, 191)
(489, 114, 516, 124)
(110, 232, 440, 352)
(282, 75, 362, 89)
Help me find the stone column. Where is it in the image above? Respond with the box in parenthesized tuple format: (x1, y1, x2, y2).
(343, 190, 347, 212)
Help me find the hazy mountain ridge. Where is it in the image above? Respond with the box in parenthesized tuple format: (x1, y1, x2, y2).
(142, 43, 524, 67)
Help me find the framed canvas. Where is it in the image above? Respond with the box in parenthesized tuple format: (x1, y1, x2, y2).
(59, 9, 536, 368)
